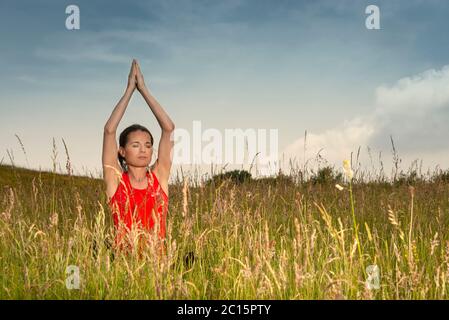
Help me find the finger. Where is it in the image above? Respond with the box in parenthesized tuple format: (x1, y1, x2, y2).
(130, 60, 135, 72)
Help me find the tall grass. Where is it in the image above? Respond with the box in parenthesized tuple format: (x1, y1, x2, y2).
(1, 144, 449, 299)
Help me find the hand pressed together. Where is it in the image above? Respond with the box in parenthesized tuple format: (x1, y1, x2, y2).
(126, 58, 147, 93)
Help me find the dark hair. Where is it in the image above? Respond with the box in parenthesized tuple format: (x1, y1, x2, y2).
(118, 124, 154, 172)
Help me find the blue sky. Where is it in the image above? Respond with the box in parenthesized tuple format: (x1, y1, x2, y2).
(1, 0, 448, 180)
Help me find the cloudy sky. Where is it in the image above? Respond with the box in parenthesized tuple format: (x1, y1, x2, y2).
(0, 0, 448, 181)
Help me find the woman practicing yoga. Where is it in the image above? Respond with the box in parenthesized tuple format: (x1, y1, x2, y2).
(102, 59, 175, 254)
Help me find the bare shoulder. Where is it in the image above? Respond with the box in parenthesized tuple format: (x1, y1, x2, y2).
(151, 160, 169, 197)
(103, 163, 124, 201)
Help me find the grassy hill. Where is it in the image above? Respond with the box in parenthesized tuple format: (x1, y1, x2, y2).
(1, 163, 449, 299)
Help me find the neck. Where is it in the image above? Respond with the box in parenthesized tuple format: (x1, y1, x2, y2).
(127, 166, 148, 181)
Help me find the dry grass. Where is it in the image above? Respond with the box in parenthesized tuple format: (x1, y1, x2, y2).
(1, 156, 449, 299)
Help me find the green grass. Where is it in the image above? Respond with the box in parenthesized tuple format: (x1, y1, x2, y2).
(1, 163, 449, 299)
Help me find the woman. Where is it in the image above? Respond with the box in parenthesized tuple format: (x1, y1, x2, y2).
(102, 59, 175, 255)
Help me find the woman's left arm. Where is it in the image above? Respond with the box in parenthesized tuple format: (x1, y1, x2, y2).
(136, 61, 175, 180)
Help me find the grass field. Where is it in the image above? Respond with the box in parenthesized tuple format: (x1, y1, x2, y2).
(1, 156, 449, 299)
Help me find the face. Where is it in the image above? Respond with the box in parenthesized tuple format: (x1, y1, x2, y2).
(119, 130, 153, 168)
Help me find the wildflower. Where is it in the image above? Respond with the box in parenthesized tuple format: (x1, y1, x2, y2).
(343, 159, 354, 180)
(335, 184, 344, 191)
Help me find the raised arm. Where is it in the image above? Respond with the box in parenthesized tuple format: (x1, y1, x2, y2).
(135, 60, 175, 184)
(135, 61, 175, 131)
(102, 59, 137, 199)
(104, 59, 137, 133)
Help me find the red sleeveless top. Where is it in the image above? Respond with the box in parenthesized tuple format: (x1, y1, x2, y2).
(108, 169, 168, 245)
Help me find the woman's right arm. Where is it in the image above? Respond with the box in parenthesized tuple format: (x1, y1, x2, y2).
(103, 60, 137, 200)
(104, 59, 137, 133)
(104, 86, 134, 133)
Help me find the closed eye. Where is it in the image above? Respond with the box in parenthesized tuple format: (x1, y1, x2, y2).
(131, 143, 151, 147)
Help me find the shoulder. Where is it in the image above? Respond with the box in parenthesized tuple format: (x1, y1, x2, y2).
(151, 159, 170, 180)
(107, 170, 127, 204)
(151, 163, 169, 197)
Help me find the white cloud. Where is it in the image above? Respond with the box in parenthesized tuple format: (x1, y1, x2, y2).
(282, 116, 375, 166)
(375, 66, 449, 115)
(281, 65, 449, 174)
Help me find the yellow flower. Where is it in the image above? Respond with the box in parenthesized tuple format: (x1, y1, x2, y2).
(335, 184, 344, 191)
(343, 159, 354, 180)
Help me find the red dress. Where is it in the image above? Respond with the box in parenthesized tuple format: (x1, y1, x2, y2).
(108, 169, 168, 250)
